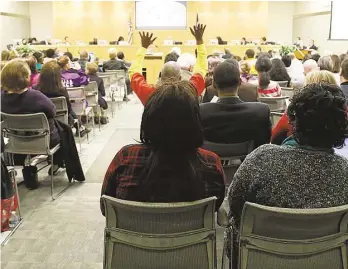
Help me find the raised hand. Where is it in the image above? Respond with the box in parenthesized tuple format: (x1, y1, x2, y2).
(139, 32, 157, 49)
(190, 23, 206, 45)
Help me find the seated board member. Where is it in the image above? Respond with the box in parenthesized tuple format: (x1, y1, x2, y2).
(101, 80, 225, 215)
(200, 59, 271, 147)
(129, 24, 208, 105)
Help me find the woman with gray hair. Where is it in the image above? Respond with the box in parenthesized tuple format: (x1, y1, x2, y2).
(318, 55, 334, 72)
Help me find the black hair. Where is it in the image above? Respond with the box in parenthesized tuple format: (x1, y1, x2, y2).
(255, 56, 272, 88)
(213, 59, 240, 91)
(117, 52, 125, 60)
(164, 52, 179, 63)
(64, 36, 68, 40)
(64, 51, 73, 61)
(288, 83, 347, 149)
(245, 49, 255, 58)
(138, 81, 204, 202)
(195, 48, 198, 58)
(32, 51, 43, 64)
(269, 58, 291, 83)
(117, 36, 124, 42)
(311, 53, 321, 63)
(281, 55, 292, 68)
(341, 59, 348, 80)
(339, 53, 348, 64)
(46, 48, 55, 58)
(268, 50, 273, 58)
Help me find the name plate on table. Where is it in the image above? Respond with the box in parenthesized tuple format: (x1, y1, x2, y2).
(187, 40, 196, 45)
(98, 40, 108, 45)
(163, 40, 174, 45)
(118, 41, 129, 45)
(209, 39, 218, 45)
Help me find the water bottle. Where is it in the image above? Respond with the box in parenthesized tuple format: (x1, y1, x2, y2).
(8, 211, 19, 228)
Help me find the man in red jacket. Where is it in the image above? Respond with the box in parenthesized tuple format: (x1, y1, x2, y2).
(129, 24, 208, 105)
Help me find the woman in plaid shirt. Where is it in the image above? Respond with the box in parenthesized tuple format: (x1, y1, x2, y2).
(101, 81, 225, 215)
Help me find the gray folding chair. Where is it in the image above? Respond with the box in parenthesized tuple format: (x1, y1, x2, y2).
(274, 81, 289, 87)
(99, 75, 115, 118)
(237, 202, 348, 269)
(270, 112, 284, 127)
(281, 87, 295, 99)
(201, 140, 255, 189)
(84, 81, 101, 130)
(106, 70, 127, 106)
(259, 96, 289, 112)
(101, 195, 217, 269)
(1, 112, 72, 200)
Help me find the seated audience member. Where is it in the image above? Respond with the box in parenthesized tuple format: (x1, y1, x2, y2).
(339, 53, 348, 64)
(202, 56, 223, 102)
(228, 83, 348, 268)
(94, 57, 103, 72)
(233, 55, 242, 62)
(253, 56, 282, 97)
(36, 61, 89, 137)
(171, 47, 181, 57)
(100, 81, 225, 215)
(43, 48, 56, 64)
(244, 49, 257, 74)
(58, 56, 89, 88)
(86, 62, 108, 124)
(287, 53, 305, 75)
(1, 50, 10, 69)
(78, 50, 89, 71)
(200, 59, 271, 146)
(103, 48, 131, 100)
(64, 51, 81, 70)
(32, 51, 44, 72)
(117, 52, 131, 68)
(331, 54, 341, 85)
(269, 58, 291, 87)
(303, 59, 319, 75)
(1, 59, 62, 173)
(311, 53, 321, 63)
(318, 55, 334, 72)
(129, 25, 208, 105)
(164, 52, 179, 63)
(177, 53, 196, 81)
(340, 59, 348, 100)
(271, 70, 338, 144)
(8, 50, 19, 61)
(25, 57, 40, 87)
(239, 60, 256, 83)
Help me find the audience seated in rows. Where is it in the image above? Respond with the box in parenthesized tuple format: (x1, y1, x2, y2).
(239, 60, 256, 83)
(25, 57, 40, 87)
(100, 80, 225, 215)
(228, 83, 348, 268)
(269, 58, 291, 87)
(271, 70, 338, 144)
(244, 49, 257, 75)
(36, 61, 89, 137)
(58, 55, 89, 88)
(129, 25, 207, 105)
(252, 55, 282, 97)
(86, 63, 108, 124)
(340, 59, 348, 100)
(200, 59, 271, 146)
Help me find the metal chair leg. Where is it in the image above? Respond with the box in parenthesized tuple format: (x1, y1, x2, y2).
(50, 154, 73, 201)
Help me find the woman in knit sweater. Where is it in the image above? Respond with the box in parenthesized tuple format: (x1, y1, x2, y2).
(228, 82, 348, 268)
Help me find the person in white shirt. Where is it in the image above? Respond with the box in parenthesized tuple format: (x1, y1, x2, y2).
(282, 54, 305, 89)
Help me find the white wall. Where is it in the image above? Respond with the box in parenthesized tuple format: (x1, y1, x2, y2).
(267, 1, 294, 45)
(293, 0, 348, 54)
(0, 1, 30, 49)
(29, 1, 53, 41)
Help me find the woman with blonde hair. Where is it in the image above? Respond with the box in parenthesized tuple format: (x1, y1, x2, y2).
(272, 70, 340, 145)
(239, 60, 256, 83)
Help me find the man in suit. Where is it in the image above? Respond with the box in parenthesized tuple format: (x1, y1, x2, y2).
(200, 59, 271, 147)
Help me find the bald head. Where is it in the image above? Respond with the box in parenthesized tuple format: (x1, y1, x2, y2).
(161, 61, 181, 81)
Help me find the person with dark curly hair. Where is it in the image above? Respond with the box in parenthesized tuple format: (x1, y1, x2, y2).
(253, 55, 282, 97)
(227, 83, 348, 268)
(269, 58, 291, 87)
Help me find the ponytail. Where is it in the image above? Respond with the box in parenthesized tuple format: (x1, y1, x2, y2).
(258, 71, 270, 88)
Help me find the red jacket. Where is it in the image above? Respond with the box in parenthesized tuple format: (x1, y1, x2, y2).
(131, 73, 205, 105)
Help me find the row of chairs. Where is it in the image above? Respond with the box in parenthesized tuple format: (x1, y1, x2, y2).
(102, 195, 348, 269)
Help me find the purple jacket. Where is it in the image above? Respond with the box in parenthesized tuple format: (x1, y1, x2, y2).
(61, 69, 89, 88)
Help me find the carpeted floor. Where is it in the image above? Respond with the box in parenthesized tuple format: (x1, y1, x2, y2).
(1, 97, 226, 269)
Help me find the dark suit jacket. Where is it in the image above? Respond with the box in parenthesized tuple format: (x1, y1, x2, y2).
(102, 59, 127, 72)
(203, 82, 258, 103)
(200, 97, 271, 147)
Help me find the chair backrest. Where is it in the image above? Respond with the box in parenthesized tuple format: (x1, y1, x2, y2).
(1, 112, 51, 155)
(99, 75, 111, 88)
(106, 70, 126, 85)
(275, 81, 289, 87)
(101, 195, 217, 269)
(239, 202, 348, 269)
(67, 87, 87, 115)
(84, 81, 98, 107)
(259, 96, 289, 112)
(201, 140, 255, 186)
(50, 97, 68, 124)
(281, 87, 295, 99)
(270, 112, 283, 127)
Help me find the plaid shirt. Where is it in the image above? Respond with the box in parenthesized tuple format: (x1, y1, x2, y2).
(101, 144, 225, 215)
